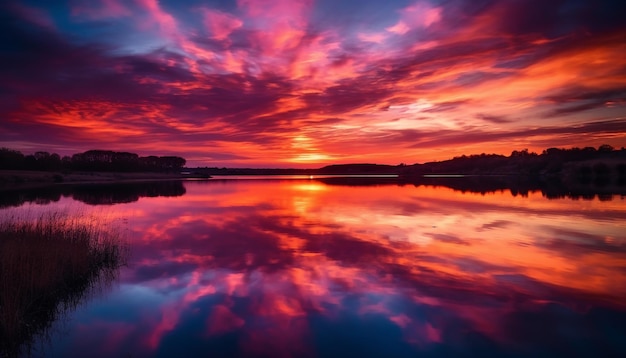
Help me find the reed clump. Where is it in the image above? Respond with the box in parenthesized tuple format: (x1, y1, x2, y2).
(0, 212, 128, 357)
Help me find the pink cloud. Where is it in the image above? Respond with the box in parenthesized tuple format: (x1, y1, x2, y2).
(136, 0, 178, 39)
(387, 1, 442, 35)
(358, 32, 387, 44)
(237, 0, 313, 55)
(135, 0, 217, 73)
(206, 304, 245, 335)
(200, 8, 243, 41)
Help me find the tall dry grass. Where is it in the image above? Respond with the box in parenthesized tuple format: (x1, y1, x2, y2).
(0, 212, 129, 357)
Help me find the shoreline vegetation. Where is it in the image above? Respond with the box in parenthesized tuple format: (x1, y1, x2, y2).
(0, 212, 129, 357)
(0, 170, 190, 188)
(0, 148, 195, 188)
(186, 144, 626, 196)
(196, 144, 626, 179)
(1, 145, 625, 188)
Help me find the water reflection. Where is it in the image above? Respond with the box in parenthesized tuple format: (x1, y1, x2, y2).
(4, 180, 626, 357)
(318, 175, 626, 201)
(0, 181, 186, 208)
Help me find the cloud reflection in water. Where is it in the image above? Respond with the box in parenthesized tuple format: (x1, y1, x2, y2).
(36, 180, 626, 357)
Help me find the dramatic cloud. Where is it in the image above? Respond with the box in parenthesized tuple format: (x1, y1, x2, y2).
(1, 0, 625, 166)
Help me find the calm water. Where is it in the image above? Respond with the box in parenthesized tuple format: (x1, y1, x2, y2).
(3, 179, 626, 357)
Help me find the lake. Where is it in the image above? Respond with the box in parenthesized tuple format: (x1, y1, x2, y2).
(2, 178, 626, 357)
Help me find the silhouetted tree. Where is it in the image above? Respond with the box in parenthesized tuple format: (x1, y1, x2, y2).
(511, 149, 530, 157)
(158, 156, 186, 171)
(68, 150, 186, 172)
(0, 148, 25, 169)
(598, 144, 614, 152)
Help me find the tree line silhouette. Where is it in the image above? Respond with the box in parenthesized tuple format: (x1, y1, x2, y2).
(400, 144, 625, 176)
(0, 149, 186, 172)
(2, 145, 624, 180)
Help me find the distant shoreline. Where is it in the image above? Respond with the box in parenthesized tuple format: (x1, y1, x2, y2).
(2, 144, 625, 190)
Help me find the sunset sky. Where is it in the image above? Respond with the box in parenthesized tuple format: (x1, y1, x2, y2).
(1, 0, 625, 167)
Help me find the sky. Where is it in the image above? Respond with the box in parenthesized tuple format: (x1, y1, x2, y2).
(1, 0, 625, 167)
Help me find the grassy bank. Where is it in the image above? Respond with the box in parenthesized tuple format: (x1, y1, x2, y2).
(0, 170, 185, 188)
(0, 212, 129, 357)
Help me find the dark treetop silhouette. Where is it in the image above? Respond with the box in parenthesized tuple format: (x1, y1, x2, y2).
(0, 149, 186, 173)
(2, 146, 625, 187)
